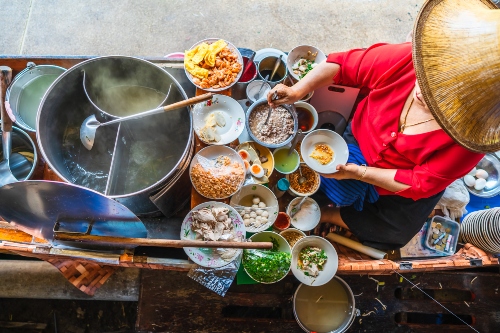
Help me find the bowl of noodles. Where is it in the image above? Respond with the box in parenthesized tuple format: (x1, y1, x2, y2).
(184, 38, 243, 92)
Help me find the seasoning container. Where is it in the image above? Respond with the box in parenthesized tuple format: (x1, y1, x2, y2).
(273, 212, 291, 231)
(272, 178, 290, 198)
(424, 215, 459, 255)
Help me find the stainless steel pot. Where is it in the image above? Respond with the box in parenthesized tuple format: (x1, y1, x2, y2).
(37, 56, 192, 215)
(6, 63, 66, 132)
(293, 276, 356, 333)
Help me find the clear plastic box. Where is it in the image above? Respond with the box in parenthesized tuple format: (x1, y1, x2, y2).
(424, 216, 460, 255)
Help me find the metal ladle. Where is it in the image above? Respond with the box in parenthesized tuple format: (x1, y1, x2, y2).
(80, 92, 214, 150)
(298, 164, 306, 185)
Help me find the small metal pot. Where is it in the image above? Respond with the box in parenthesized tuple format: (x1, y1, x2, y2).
(6, 63, 66, 132)
(0, 126, 37, 181)
(293, 276, 356, 333)
(257, 56, 287, 87)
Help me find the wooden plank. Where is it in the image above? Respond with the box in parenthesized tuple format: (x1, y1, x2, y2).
(136, 270, 500, 333)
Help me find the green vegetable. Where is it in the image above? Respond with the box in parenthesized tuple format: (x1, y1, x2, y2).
(243, 249, 291, 283)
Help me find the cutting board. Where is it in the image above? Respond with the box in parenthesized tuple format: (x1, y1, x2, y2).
(309, 84, 360, 121)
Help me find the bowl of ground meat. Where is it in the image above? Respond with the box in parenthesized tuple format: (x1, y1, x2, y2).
(246, 98, 298, 148)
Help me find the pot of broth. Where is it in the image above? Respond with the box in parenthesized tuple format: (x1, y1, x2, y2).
(293, 276, 356, 333)
(37, 56, 193, 215)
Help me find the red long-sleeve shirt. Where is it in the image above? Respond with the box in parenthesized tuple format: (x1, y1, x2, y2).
(327, 43, 484, 200)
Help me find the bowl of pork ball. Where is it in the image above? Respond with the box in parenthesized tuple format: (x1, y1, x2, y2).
(246, 97, 298, 149)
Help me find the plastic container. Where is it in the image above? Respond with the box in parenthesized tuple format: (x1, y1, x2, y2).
(424, 216, 460, 255)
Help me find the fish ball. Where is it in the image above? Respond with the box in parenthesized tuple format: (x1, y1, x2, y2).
(474, 178, 487, 191)
(463, 175, 476, 187)
(244, 219, 251, 226)
(252, 204, 259, 209)
(249, 217, 256, 223)
(255, 216, 262, 223)
(244, 207, 251, 213)
(243, 214, 250, 219)
(475, 169, 489, 179)
(256, 209, 263, 216)
(252, 197, 261, 205)
(258, 202, 267, 208)
(261, 211, 269, 218)
(249, 211, 257, 218)
(261, 217, 268, 223)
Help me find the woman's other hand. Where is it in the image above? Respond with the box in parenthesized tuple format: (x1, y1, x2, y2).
(320, 163, 363, 180)
(267, 84, 301, 108)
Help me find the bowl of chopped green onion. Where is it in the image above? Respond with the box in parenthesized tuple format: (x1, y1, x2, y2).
(291, 236, 338, 286)
(287, 45, 326, 81)
(243, 231, 292, 284)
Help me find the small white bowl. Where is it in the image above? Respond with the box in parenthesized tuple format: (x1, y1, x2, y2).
(280, 228, 306, 249)
(294, 101, 318, 133)
(301, 129, 349, 174)
(272, 147, 300, 174)
(287, 45, 327, 81)
(291, 236, 338, 286)
(286, 197, 321, 231)
(229, 183, 279, 233)
(286, 164, 321, 197)
(246, 80, 271, 103)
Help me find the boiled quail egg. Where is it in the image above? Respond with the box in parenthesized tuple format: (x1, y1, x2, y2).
(474, 178, 487, 191)
(463, 175, 476, 187)
(250, 164, 265, 178)
(238, 149, 251, 162)
(475, 169, 489, 180)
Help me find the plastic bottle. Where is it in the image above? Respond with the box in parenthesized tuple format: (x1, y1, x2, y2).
(272, 178, 290, 198)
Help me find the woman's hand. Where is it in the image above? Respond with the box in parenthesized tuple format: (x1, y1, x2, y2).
(267, 84, 301, 108)
(320, 163, 363, 180)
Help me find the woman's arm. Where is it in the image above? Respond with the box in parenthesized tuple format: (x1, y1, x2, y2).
(322, 163, 410, 193)
(267, 60, 340, 107)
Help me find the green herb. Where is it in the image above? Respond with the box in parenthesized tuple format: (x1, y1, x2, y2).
(243, 249, 291, 283)
(270, 236, 280, 252)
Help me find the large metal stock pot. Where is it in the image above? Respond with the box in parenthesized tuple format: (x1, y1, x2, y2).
(37, 56, 193, 215)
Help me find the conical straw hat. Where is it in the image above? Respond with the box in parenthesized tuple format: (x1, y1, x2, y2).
(413, 0, 500, 153)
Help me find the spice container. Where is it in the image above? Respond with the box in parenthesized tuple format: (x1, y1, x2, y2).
(273, 212, 291, 231)
(272, 178, 290, 198)
(424, 216, 460, 255)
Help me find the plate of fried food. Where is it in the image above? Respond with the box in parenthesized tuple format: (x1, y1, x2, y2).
(184, 38, 243, 92)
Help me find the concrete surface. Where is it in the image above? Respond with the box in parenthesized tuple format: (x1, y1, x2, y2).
(1, 0, 424, 56)
(0, 260, 140, 300)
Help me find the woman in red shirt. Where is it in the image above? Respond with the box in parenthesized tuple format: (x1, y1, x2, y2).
(267, 42, 484, 249)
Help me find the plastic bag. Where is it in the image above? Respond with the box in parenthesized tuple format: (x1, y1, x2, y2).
(188, 252, 241, 297)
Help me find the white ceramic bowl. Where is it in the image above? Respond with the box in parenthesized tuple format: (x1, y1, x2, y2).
(192, 94, 245, 145)
(180, 201, 246, 268)
(286, 164, 321, 197)
(189, 145, 245, 199)
(280, 228, 306, 249)
(286, 197, 321, 231)
(272, 147, 300, 174)
(243, 231, 292, 284)
(184, 38, 243, 92)
(301, 129, 349, 174)
(291, 236, 338, 286)
(229, 184, 279, 233)
(294, 101, 318, 134)
(287, 45, 326, 81)
(246, 80, 271, 103)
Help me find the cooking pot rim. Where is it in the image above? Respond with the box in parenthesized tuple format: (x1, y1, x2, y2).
(36, 55, 192, 198)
